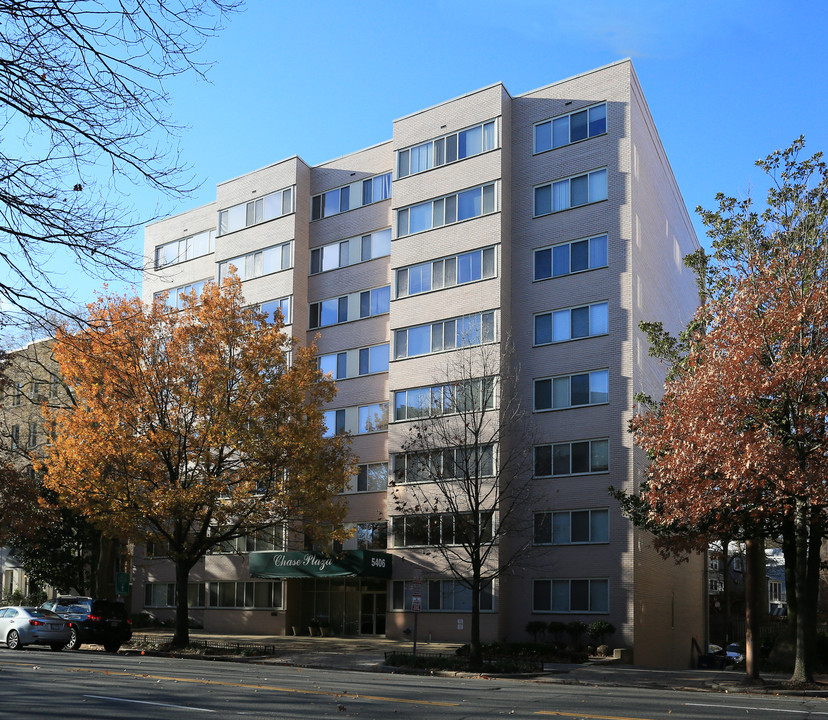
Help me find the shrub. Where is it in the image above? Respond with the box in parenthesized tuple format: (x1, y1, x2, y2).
(597, 644, 611, 657)
(547, 621, 566, 642)
(565, 620, 587, 645)
(525, 620, 548, 641)
(587, 620, 616, 645)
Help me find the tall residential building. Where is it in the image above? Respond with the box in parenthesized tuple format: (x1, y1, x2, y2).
(139, 59, 704, 667)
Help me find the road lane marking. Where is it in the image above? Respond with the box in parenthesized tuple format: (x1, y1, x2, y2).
(535, 712, 656, 720)
(85, 695, 216, 712)
(685, 703, 828, 715)
(67, 667, 460, 707)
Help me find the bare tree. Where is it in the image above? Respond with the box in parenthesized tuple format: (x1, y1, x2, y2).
(390, 337, 534, 669)
(0, 0, 239, 324)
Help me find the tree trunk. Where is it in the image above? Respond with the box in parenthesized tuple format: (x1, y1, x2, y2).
(173, 559, 194, 648)
(790, 498, 813, 684)
(469, 564, 482, 671)
(744, 537, 762, 681)
(721, 537, 732, 644)
(805, 516, 824, 672)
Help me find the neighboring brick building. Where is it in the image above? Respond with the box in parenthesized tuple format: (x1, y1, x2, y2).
(139, 59, 704, 667)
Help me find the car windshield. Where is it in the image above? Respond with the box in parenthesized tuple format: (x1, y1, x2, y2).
(25, 608, 60, 618)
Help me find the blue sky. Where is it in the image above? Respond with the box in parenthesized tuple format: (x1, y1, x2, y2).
(60, 0, 828, 304)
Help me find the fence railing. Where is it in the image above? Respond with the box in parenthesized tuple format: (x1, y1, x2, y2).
(128, 634, 276, 655)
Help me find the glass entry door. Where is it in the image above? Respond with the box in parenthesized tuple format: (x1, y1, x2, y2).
(360, 592, 387, 635)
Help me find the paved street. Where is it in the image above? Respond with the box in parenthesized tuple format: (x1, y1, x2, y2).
(3, 646, 828, 720)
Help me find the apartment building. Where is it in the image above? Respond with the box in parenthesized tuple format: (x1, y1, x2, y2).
(139, 59, 704, 667)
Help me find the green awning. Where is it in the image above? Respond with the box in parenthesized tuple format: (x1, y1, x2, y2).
(249, 550, 392, 579)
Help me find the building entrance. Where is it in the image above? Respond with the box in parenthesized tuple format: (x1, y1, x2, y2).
(360, 591, 387, 635)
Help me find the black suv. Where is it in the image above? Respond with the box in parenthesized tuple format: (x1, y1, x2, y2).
(42, 596, 132, 652)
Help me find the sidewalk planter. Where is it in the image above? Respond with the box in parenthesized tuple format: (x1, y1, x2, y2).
(308, 619, 320, 636)
(319, 623, 331, 637)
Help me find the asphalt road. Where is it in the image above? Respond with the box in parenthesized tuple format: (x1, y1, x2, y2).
(3, 648, 828, 720)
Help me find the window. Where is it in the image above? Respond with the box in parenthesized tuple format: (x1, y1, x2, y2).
(534, 369, 608, 411)
(219, 242, 292, 282)
(155, 229, 215, 269)
(395, 378, 495, 421)
(309, 296, 349, 329)
(323, 409, 346, 437)
(534, 509, 609, 545)
(347, 463, 388, 493)
(310, 228, 391, 274)
(396, 247, 496, 298)
(144, 582, 207, 608)
(392, 579, 493, 612)
(533, 578, 609, 613)
(319, 352, 348, 380)
(394, 445, 495, 483)
(212, 525, 287, 554)
(397, 120, 497, 178)
(27, 423, 37, 448)
(357, 522, 387, 550)
(396, 182, 497, 237)
(311, 172, 391, 221)
(218, 187, 293, 235)
(10, 425, 19, 449)
(534, 439, 609, 477)
(207, 581, 283, 609)
(154, 279, 210, 309)
(259, 297, 292, 325)
(534, 103, 607, 153)
(710, 578, 724, 593)
(392, 512, 493, 548)
(534, 302, 608, 345)
(534, 169, 607, 216)
(49, 374, 60, 398)
(534, 234, 608, 280)
(360, 286, 390, 318)
(359, 403, 388, 433)
(395, 311, 495, 359)
(359, 344, 389, 375)
(768, 580, 785, 604)
(11, 382, 21, 406)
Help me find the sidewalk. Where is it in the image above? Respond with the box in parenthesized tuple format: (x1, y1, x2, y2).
(125, 629, 828, 695)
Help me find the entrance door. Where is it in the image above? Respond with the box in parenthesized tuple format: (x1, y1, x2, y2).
(360, 592, 387, 635)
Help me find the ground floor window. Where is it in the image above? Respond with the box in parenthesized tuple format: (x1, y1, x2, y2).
(144, 582, 207, 608)
(391, 578, 494, 611)
(207, 581, 283, 609)
(532, 578, 608, 613)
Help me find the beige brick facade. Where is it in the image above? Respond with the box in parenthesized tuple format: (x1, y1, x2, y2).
(138, 60, 704, 667)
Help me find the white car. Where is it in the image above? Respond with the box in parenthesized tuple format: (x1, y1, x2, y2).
(0, 606, 72, 651)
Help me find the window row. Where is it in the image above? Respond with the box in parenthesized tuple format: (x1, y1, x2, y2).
(219, 242, 292, 283)
(534, 102, 607, 154)
(394, 377, 495, 421)
(8, 375, 61, 405)
(144, 581, 283, 609)
(393, 445, 495, 484)
(155, 278, 210, 309)
(395, 311, 495, 359)
(534, 369, 608, 411)
(534, 302, 608, 346)
(310, 227, 391, 275)
(318, 343, 389, 380)
(397, 182, 497, 237)
(396, 246, 496, 298)
(219, 187, 294, 236)
(308, 285, 390, 329)
(343, 462, 389, 494)
(392, 512, 493, 548)
(534, 234, 608, 280)
(211, 525, 287, 554)
(534, 438, 609, 477)
(534, 509, 609, 545)
(323, 402, 389, 437)
(534, 168, 607, 217)
(392, 579, 494, 612)
(10, 424, 40, 450)
(155, 229, 215, 269)
(533, 578, 608, 613)
(397, 120, 497, 179)
(311, 172, 392, 221)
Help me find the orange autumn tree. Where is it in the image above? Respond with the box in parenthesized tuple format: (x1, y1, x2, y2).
(41, 277, 352, 646)
(629, 138, 828, 684)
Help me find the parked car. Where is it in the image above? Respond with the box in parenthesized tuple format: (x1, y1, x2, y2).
(0, 606, 72, 650)
(42, 596, 132, 652)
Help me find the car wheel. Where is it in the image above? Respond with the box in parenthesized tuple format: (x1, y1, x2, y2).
(7, 630, 22, 650)
(50, 643, 64, 652)
(65, 627, 82, 651)
(103, 642, 121, 653)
